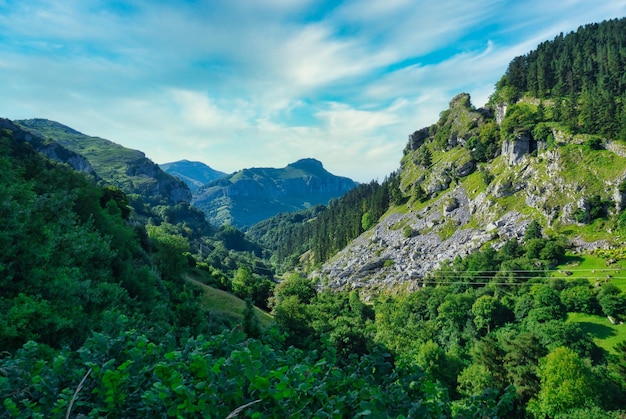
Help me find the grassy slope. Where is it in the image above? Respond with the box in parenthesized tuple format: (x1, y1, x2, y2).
(184, 273, 274, 327)
(16, 119, 144, 179)
(553, 255, 626, 354)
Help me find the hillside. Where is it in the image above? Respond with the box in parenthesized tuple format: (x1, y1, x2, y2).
(160, 159, 227, 191)
(193, 158, 358, 228)
(16, 118, 191, 207)
(316, 90, 626, 291)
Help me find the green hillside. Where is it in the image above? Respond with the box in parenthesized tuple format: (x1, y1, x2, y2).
(160, 159, 227, 191)
(16, 118, 191, 208)
(193, 158, 358, 228)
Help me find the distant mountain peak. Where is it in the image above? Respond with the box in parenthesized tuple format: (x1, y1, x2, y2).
(289, 158, 324, 169)
(160, 160, 227, 192)
(192, 158, 358, 228)
(287, 158, 334, 178)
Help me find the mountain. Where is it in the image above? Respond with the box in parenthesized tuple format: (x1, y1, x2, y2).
(16, 118, 191, 206)
(0, 118, 96, 176)
(160, 159, 227, 191)
(192, 158, 358, 228)
(308, 19, 626, 292)
(314, 93, 626, 291)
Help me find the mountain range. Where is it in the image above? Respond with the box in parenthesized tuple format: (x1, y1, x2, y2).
(191, 158, 358, 229)
(10, 118, 358, 230)
(159, 160, 227, 191)
(15, 118, 192, 207)
(3, 17, 626, 418)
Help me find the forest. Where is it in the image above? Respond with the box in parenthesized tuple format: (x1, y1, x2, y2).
(495, 18, 626, 138)
(2, 17, 626, 419)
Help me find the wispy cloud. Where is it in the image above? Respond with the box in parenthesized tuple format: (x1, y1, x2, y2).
(0, 0, 624, 182)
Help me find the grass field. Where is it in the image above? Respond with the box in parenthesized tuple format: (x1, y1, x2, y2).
(553, 254, 626, 354)
(567, 312, 626, 355)
(185, 274, 274, 328)
(551, 254, 626, 291)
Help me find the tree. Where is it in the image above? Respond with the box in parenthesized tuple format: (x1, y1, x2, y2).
(270, 273, 316, 309)
(524, 220, 543, 241)
(361, 211, 373, 231)
(472, 295, 502, 334)
(599, 292, 626, 321)
(242, 298, 262, 339)
(528, 347, 599, 418)
(272, 295, 313, 348)
(457, 363, 495, 397)
(146, 224, 190, 281)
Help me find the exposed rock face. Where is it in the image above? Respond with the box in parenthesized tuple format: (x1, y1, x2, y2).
(406, 127, 430, 152)
(502, 133, 535, 165)
(313, 186, 530, 291)
(495, 103, 507, 125)
(0, 118, 96, 176)
(160, 160, 227, 192)
(126, 157, 191, 204)
(312, 92, 626, 293)
(14, 118, 191, 206)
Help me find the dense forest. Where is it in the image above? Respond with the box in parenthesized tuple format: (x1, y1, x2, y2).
(495, 18, 626, 138)
(3, 17, 626, 418)
(247, 175, 396, 272)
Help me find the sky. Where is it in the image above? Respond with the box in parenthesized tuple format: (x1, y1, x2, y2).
(0, 1, 624, 183)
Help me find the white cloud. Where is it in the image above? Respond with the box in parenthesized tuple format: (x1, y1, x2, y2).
(0, 0, 624, 183)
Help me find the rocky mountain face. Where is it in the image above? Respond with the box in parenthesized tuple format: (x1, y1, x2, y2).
(16, 119, 191, 206)
(193, 158, 358, 228)
(314, 94, 625, 293)
(160, 160, 227, 191)
(0, 118, 96, 176)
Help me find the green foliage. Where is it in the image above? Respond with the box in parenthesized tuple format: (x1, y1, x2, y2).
(0, 330, 442, 418)
(249, 179, 392, 268)
(361, 211, 374, 231)
(524, 220, 543, 241)
(146, 223, 190, 281)
(466, 121, 500, 162)
(528, 346, 600, 418)
(415, 145, 433, 167)
(494, 18, 626, 138)
(242, 298, 262, 339)
(575, 195, 612, 224)
(231, 267, 274, 310)
(500, 103, 538, 139)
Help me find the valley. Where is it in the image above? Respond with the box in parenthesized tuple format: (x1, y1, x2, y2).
(2, 17, 626, 418)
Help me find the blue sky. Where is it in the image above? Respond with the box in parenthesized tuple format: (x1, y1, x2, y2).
(0, 1, 624, 182)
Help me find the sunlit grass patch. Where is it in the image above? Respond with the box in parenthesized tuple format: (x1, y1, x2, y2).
(567, 312, 626, 355)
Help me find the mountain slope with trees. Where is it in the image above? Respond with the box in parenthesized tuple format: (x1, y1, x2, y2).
(193, 158, 358, 229)
(16, 118, 192, 207)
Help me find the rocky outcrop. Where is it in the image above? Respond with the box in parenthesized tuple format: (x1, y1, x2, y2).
(313, 186, 530, 292)
(313, 117, 626, 293)
(15, 118, 191, 206)
(160, 160, 227, 192)
(495, 103, 507, 125)
(0, 118, 96, 176)
(126, 157, 191, 204)
(406, 127, 430, 152)
(501, 133, 533, 165)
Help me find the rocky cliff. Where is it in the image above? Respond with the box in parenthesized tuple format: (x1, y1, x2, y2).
(160, 160, 227, 191)
(0, 118, 96, 176)
(16, 119, 191, 206)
